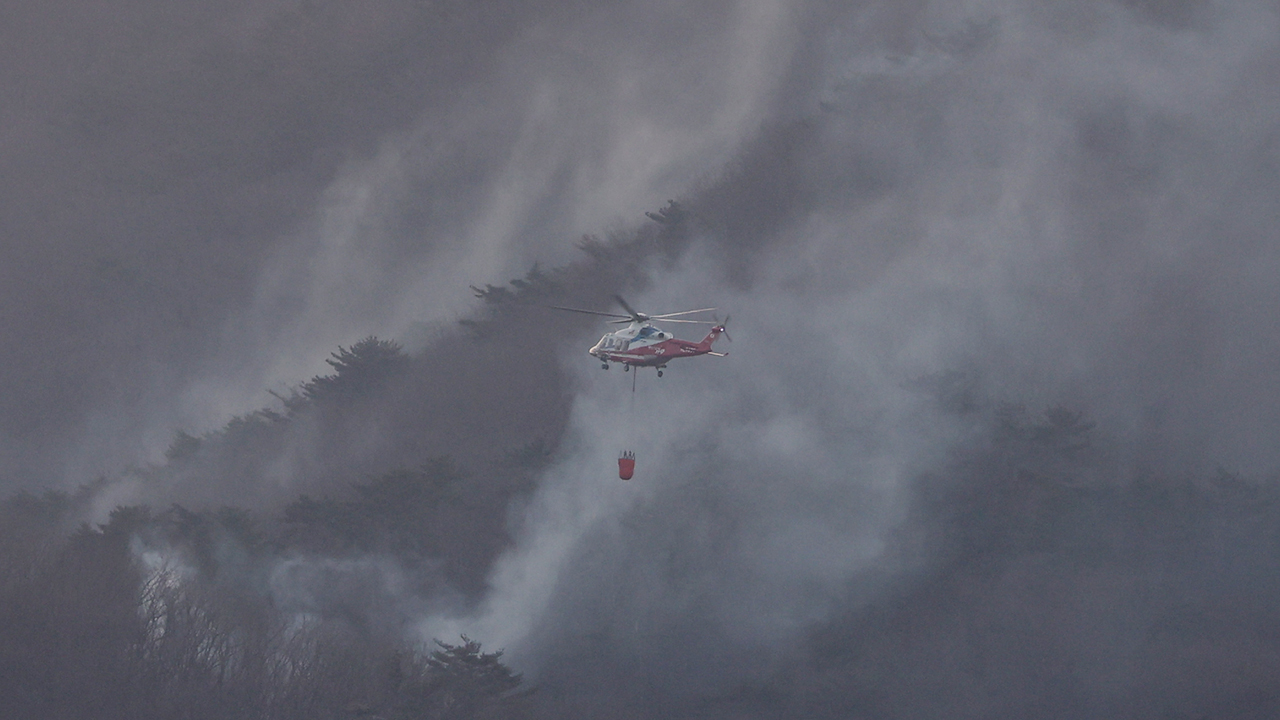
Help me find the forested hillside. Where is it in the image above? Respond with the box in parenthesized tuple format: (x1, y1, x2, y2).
(3, 208, 1279, 718)
(5, 1, 1280, 717)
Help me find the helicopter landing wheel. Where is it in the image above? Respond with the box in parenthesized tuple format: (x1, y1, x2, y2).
(601, 363, 608, 370)
(657, 369, 664, 378)
(624, 365, 630, 372)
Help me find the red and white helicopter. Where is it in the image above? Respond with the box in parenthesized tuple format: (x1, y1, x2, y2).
(549, 295, 730, 377)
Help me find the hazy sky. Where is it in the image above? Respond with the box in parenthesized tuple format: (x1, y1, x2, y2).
(1, 0, 821, 484)
(5, 0, 1277, 489)
(5, 1, 1280, 703)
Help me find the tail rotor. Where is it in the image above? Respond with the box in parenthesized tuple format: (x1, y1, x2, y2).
(714, 314, 733, 342)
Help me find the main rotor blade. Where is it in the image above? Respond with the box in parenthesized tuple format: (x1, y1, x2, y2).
(649, 307, 717, 319)
(613, 295, 646, 322)
(655, 318, 718, 324)
(544, 304, 631, 319)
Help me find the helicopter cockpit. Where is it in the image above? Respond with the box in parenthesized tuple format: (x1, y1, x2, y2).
(590, 334, 629, 356)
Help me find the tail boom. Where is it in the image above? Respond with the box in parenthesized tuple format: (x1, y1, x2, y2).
(698, 325, 726, 349)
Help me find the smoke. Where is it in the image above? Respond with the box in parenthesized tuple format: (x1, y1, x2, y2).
(166, 0, 813, 462)
(408, 259, 969, 688)
(5, 0, 1280, 714)
(383, 0, 1280, 698)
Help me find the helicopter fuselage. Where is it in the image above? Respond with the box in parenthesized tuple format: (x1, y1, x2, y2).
(589, 321, 724, 368)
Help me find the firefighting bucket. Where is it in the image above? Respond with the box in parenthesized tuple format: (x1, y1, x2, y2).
(618, 451, 635, 480)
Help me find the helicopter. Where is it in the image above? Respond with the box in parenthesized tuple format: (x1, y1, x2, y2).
(548, 295, 730, 377)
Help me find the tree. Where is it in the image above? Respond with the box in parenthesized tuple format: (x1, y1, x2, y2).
(301, 337, 411, 405)
(425, 636, 521, 697)
(394, 636, 523, 720)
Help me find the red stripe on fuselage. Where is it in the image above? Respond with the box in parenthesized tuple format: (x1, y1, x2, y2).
(601, 338, 705, 366)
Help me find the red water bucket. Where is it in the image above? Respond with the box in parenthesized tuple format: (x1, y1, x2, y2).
(618, 452, 635, 480)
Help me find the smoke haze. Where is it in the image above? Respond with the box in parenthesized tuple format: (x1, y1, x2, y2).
(3, 0, 1280, 717)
